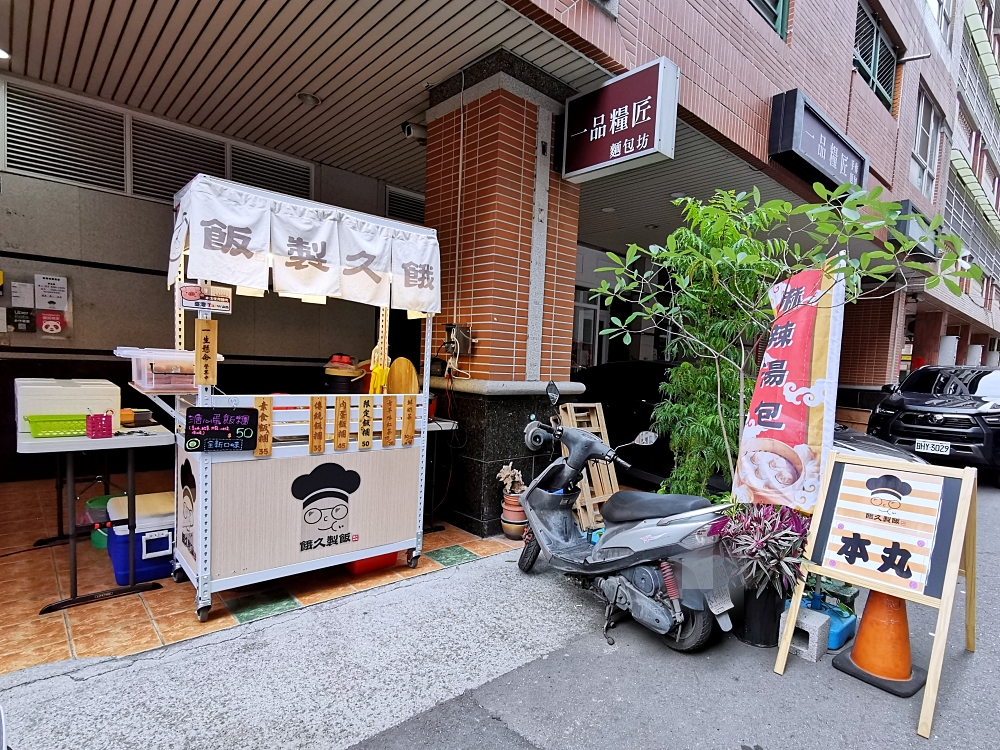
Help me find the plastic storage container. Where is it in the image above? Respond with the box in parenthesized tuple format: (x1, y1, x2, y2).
(107, 492, 175, 585)
(24, 414, 87, 438)
(15, 379, 120, 433)
(345, 551, 398, 575)
(114, 347, 224, 393)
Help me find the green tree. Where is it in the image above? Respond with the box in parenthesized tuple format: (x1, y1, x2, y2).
(595, 183, 981, 495)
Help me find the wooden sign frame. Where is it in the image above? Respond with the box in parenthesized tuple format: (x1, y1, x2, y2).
(775, 451, 977, 738)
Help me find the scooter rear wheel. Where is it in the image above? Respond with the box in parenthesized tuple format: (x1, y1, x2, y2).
(663, 606, 713, 652)
(518, 534, 541, 572)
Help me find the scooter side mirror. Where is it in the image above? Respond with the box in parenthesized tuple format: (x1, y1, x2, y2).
(634, 431, 658, 446)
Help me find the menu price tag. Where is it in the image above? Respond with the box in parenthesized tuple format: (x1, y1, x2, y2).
(195, 319, 218, 386)
(254, 397, 272, 457)
(402, 396, 416, 446)
(359, 396, 374, 450)
(184, 408, 258, 452)
(334, 397, 350, 450)
(382, 396, 397, 446)
(309, 396, 327, 454)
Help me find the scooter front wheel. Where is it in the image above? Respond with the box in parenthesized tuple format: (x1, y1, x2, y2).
(518, 530, 540, 573)
(663, 606, 713, 652)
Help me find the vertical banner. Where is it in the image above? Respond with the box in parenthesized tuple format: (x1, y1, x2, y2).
(194, 319, 218, 386)
(334, 397, 351, 450)
(254, 397, 273, 457)
(402, 396, 417, 446)
(309, 396, 327, 455)
(382, 395, 397, 446)
(359, 396, 374, 450)
(733, 269, 844, 513)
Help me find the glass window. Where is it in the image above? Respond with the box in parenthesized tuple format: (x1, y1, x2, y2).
(854, 1, 898, 111)
(927, 0, 951, 38)
(910, 88, 942, 200)
(748, 0, 789, 36)
(901, 368, 1000, 396)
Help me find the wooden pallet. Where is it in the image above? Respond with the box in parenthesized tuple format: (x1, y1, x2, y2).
(559, 403, 620, 531)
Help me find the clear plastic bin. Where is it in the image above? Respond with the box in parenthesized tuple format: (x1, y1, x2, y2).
(115, 348, 223, 393)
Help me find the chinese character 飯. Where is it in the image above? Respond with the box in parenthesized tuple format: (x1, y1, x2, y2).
(836, 532, 871, 564)
(877, 542, 913, 579)
(610, 105, 629, 134)
(632, 96, 652, 126)
(768, 322, 796, 349)
(761, 359, 788, 387)
(200, 219, 253, 258)
(402, 262, 435, 289)
(590, 114, 606, 141)
(344, 251, 381, 283)
(754, 402, 784, 430)
(340, 533, 351, 543)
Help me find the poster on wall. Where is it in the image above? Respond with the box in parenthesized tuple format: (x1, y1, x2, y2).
(10, 281, 34, 309)
(733, 269, 845, 513)
(34, 274, 68, 311)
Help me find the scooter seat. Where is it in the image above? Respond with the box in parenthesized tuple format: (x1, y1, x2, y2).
(601, 491, 711, 523)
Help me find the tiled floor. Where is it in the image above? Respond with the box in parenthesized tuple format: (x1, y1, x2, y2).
(0, 472, 523, 675)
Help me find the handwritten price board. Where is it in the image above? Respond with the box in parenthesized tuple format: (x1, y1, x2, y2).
(184, 408, 258, 452)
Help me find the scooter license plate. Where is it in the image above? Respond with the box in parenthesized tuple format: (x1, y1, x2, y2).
(706, 584, 733, 615)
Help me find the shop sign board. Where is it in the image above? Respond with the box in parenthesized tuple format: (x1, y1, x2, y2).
(195, 319, 218, 386)
(562, 57, 680, 183)
(184, 407, 258, 452)
(179, 284, 233, 313)
(769, 89, 869, 189)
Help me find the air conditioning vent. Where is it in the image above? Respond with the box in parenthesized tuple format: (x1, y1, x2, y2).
(386, 188, 425, 225)
(5, 84, 125, 192)
(231, 147, 311, 199)
(132, 120, 225, 202)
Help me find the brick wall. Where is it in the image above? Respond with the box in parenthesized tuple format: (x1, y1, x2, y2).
(426, 88, 579, 382)
(840, 291, 906, 385)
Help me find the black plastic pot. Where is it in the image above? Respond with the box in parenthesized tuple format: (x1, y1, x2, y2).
(733, 584, 784, 648)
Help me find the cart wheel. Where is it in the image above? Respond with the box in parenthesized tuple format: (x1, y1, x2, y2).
(171, 567, 189, 584)
(406, 550, 420, 569)
(196, 605, 211, 623)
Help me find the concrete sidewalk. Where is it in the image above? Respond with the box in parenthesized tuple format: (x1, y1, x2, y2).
(2, 488, 996, 749)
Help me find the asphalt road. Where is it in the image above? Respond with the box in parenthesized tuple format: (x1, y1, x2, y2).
(2, 486, 997, 750)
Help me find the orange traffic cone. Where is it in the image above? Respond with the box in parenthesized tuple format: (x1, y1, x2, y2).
(832, 591, 927, 697)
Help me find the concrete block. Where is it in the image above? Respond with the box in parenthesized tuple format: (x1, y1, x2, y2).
(779, 607, 831, 663)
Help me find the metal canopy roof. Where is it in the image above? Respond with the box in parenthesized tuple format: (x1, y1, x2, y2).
(0, 0, 608, 192)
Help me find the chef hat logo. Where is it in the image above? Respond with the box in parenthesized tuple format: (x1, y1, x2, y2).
(181, 460, 196, 494)
(865, 474, 912, 499)
(292, 463, 361, 508)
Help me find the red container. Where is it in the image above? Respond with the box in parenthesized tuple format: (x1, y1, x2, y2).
(345, 551, 398, 575)
(427, 393, 438, 421)
(86, 411, 114, 439)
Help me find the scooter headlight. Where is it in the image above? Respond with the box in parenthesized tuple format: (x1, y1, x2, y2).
(679, 521, 719, 550)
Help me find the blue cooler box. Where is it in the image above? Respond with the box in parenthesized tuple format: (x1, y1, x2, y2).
(107, 492, 175, 585)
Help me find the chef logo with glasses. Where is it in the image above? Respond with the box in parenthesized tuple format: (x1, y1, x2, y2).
(292, 463, 361, 552)
(865, 474, 910, 523)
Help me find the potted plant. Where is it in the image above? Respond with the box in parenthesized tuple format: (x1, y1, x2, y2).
(497, 463, 527, 538)
(712, 503, 809, 647)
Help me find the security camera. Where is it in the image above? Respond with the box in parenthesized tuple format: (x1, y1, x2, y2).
(401, 122, 428, 140)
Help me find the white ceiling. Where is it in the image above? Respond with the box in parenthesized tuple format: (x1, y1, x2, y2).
(578, 121, 799, 253)
(0, 0, 608, 192)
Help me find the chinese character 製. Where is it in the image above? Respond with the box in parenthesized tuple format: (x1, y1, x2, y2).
(285, 237, 330, 272)
(590, 114, 606, 141)
(344, 251, 381, 283)
(761, 360, 788, 387)
(610, 142, 622, 158)
(632, 96, 652, 126)
(768, 322, 796, 349)
(836, 533, 871, 564)
(402, 262, 435, 289)
(877, 542, 913, 578)
(754, 402, 784, 430)
(610, 105, 629, 134)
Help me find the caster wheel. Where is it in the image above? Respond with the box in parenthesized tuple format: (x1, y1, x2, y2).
(171, 567, 189, 583)
(406, 550, 420, 569)
(196, 605, 211, 623)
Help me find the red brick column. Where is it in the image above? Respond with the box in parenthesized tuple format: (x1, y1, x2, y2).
(912, 311, 948, 367)
(425, 88, 579, 383)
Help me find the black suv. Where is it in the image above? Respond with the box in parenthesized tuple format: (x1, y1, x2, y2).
(868, 366, 1000, 469)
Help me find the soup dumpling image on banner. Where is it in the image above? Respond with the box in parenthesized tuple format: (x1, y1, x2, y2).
(338, 213, 392, 307)
(270, 203, 342, 297)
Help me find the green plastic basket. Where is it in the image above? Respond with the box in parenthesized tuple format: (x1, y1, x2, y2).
(25, 414, 87, 438)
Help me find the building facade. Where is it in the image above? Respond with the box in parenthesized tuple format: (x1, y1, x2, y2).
(1, 0, 998, 532)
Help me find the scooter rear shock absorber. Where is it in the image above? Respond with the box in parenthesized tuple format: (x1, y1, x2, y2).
(659, 561, 680, 600)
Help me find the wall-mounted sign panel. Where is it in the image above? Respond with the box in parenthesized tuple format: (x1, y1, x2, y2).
(563, 57, 680, 183)
(769, 89, 869, 189)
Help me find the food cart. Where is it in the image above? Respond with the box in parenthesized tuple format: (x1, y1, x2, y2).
(122, 174, 440, 621)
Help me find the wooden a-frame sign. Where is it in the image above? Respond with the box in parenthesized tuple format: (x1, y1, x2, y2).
(775, 451, 977, 739)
